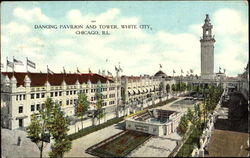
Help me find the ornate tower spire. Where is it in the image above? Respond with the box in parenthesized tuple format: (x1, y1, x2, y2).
(200, 14, 216, 79)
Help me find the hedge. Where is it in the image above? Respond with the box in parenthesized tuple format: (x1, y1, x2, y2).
(67, 116, 125, 141)
(176, 125, 204, 157)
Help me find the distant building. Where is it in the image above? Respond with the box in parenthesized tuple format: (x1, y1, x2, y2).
(200, 14, 216, 79)
(121, 70, 176, 109)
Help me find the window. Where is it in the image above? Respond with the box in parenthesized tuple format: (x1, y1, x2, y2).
(31, 93, 35, 99)
(59, 92, 62, 96)
(18, 106, 23, 113)
(31, 105, 35, 112)
(36, 104, 40, 110)
(66, 100, 69, 105)
(16, 95, 18, 101)
(91, 89, 94, 93)
(83, 90, 85, 93)
(70, 91, 72, 95)
(19, 95, 22, 100)
(42, 103, 45, 109)
(36, 93, 40, 99)
(23, 94, 26, 100)
(74, 91, 76, 95)
(41, 93, 45, 98)
(55, 92, 58, 97)
(86, 90, 88, 93)
(70, 100, 73, 105)
(66, 91, 69, 95)
(59, 101, 62, 105)
(50, 92, 53, 97)
(74, 99, 77, 104)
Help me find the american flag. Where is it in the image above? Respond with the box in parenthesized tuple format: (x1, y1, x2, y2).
(27, 58, 36, 69)
(13, 58, 23, 65)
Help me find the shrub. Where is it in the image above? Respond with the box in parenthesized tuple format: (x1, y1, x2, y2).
(67, 116, 124, 141)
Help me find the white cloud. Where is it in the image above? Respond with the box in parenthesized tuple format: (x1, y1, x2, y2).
(1, 7, 248, 77)
(13, 7, 50, 23)
(1, 21, 30, 35)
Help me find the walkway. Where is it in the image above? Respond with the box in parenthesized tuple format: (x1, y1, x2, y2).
(128, 132, 182, 157)
(1, 128, 51, 158)
(64, 122, 124, 157)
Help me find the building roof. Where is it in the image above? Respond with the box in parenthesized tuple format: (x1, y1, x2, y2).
(154, 70, 167, 77)
(1, 72, 114, 87)
(121, 75, 141, 81)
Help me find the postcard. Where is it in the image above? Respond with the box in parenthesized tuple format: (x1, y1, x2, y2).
(1, 1, 248, 157)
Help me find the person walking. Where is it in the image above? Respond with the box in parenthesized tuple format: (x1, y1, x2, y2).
(17, 136, 21, 146)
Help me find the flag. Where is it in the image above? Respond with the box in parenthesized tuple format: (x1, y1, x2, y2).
(63, 67, 66, 74)
(13, 58, 23, 65)
(119, 65, 123, 72)
(77, 67, 80, 73)
(159, 64, 162, 68)
(27, 58, 36, 69)
(7, 60, 14, 68)
(47, 66, 54, 74)
(173, 70, 176, 73)
(115, 66, 119, 71)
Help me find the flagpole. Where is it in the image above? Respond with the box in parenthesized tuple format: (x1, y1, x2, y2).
(13, 56, 15, 75)
(6, 57, 8, 72)
(47, 65, 49, 82)
(26, 57, 28, 73)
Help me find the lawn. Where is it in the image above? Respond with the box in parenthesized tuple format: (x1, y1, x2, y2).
(87, 130, 152, 157)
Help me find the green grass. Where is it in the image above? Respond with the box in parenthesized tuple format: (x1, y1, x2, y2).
(89, 130, 152, 157)
(176, 126, 203, 157)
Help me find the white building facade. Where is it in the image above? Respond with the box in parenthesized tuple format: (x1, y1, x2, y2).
(1, 72, 121, 130)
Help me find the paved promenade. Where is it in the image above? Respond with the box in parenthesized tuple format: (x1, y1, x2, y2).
(1, 128, 51, 158)
(129, 132, 182, 157)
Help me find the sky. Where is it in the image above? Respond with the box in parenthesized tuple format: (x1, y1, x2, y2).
(1, 1, 248, 77)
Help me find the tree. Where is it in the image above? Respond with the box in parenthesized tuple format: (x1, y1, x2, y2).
(75, 93, 89, 129)
(186, 108, 194, 124)
(49, 103, 72, 158)
(171, 84, 176, 92)
(94, 84, 105, 125)
(166, 84, 170, 99)
(27, 115, 43, 157)
(27, 97, 54, 158)
(177, 114, 189, 135)
(187, 84, 191, 91)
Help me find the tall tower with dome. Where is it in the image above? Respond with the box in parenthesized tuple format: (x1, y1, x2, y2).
(200, 14, 216, 79)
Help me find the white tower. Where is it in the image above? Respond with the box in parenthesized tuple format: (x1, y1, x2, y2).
(200, 14, 216, 79)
